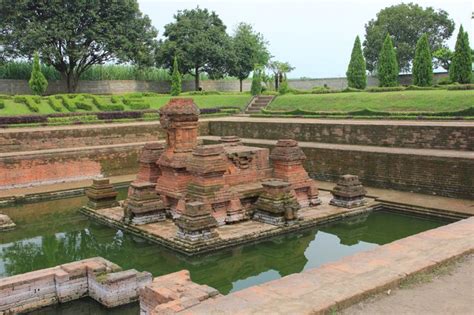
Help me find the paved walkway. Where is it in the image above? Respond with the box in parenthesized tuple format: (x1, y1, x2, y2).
(183, 217, 474, 314)
(208, 116, 474, 127)
(201, 136, 474, 159)
(341, 254, 474, 315)
(0, 174, 135, 199)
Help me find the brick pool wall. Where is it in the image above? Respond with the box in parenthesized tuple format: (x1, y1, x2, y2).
(0, 144, 141, 189)
(208, 119, 474, 151)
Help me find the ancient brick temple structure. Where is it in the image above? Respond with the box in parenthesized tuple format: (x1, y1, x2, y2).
(330, 175, 367, 208)
(121, 98, 320, 240)
(86, 178, 118, 209)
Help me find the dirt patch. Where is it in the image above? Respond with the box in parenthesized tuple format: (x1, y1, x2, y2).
(340, 254, 474, 315)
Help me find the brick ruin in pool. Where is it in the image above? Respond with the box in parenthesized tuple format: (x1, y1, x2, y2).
(88, 98, 334, 244)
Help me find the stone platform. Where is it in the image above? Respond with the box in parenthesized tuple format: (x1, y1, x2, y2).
(81, 191, 377, 255)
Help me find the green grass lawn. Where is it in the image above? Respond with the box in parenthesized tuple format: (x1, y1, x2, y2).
(0, 94, 251, 116)
(268, 90, 474, 112)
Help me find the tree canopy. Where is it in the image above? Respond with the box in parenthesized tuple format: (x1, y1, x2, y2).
(363, 3, 454, 73)
(346, 36, 367, 89)
(377, 34, 399, 87)
(228, 23, 270, 92)
(156, 7, 231, 91)
(267, 61, 294, 90)
(0, 0, 158, 92)
(412, 34, 433, 86)
(449, 26, 472, 84)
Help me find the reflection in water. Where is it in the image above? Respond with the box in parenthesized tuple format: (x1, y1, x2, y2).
(0, 193, 451, 314)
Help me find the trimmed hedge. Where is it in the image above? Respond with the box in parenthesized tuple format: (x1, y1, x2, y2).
(14, 96, 40, 112)
(446, 84, 474, 90)
(48, 96, 63, 112)
(89, 95, 124, 111)
(261, 106, 474, 117)
(0, 100, 4, 109)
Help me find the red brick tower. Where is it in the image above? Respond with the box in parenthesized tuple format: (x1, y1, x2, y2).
(270, 139, 321, 207)
(155, 99, 200, 216)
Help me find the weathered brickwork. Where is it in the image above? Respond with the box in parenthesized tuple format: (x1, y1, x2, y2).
(203, 138, 474, 200)
(0, 257, 152, 314)
(0, 145, 140, 189)
(208, 120, 474, 151)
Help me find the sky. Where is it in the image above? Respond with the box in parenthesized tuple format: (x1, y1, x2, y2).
(138, 0, 473, 78)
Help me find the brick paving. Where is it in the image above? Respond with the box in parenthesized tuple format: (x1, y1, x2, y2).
(182, 216, 474, 315)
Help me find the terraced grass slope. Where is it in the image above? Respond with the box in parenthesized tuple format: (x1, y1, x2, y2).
(269, 90, 474, 112)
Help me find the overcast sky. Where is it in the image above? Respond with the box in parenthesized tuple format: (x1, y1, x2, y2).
(138, 0, 473, 78)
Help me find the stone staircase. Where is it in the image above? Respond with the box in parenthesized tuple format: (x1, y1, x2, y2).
(245, 95, 275, 114)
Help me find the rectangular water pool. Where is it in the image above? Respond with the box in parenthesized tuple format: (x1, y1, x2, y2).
(0, 194, 454, 314)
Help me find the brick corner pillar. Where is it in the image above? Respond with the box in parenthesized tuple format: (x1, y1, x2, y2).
(270, 139, 321, 207)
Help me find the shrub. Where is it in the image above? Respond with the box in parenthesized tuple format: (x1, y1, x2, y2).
(405, 85, 437, 91)
(436, 77, 452, 85)
(0, 100, 4, 109)
(377, 34, 399, 87)
(76, 102, 93, 111)
(171, 56, 182, 96)
(57, 95, 77, 112)
(47, 115, 99, 124)
(183, 91, 221, 95)
(14, 96, 40, 112)
(366, 86, 405, 92)
(412, 34, 433, 86)
(90, 95, 124, 111)
(311, 86, 338, 94)
(278, 80, 290, 94)
(346, 36, 367, 89)
(446, 84, 474, 90)
(48, 96, 63, 112)
(449, 25, 472, 84)
(143, 112, 160, 120)
(123, 96, 150, 110)
(28, 52, 48, 95)
(0, 114, 48, 125)
(96, 111, 142, 120)
(342, 87, 363, 93)
(250, 67, 262, 96)
(111, 95, 121, 103)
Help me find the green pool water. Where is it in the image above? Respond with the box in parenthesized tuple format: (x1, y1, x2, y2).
(0, 190, 452, 314)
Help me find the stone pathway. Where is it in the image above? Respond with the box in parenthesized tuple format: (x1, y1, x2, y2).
(340, 254, 474, 315)
(208, 116, 474, 127)
(182, 217, 474, 314)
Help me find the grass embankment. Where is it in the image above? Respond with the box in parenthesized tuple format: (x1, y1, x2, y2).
(268, 90, 474, 112)
(0, 93, 251, 116)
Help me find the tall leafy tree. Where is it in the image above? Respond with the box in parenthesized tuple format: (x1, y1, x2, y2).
(170, 56, 182, 96)
(363, 3, 454, 73)
(377, 34, 399, 87)
(432, 48, 453, 71)
(29, 52, 48, 95)
(412, 34, 433, 86)
(156, 7, 231, 91)
(0, 0, 158, 92)
(228, 23, 270, 92)
(449, 26, 472, 84)
(346, 36, 367, 89)
(267, 61, 294, 90)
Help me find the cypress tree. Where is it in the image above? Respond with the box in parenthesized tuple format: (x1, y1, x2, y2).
(250, 67, 262, 96)
(29, 52, 48, 95)
(377, 34, 399, 87)
(346, 36, 367, 89)
(449, 25, 472, 84)
(412, 34, 433, 86)
(170, 56, 182, 96)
